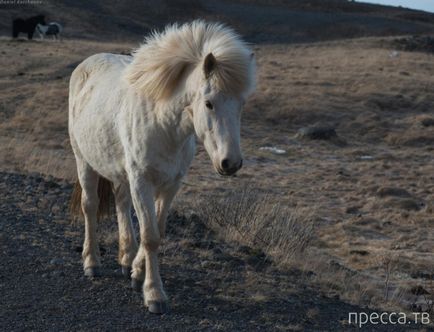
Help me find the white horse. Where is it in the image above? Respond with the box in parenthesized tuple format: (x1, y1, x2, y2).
(36, 22, 62, 40)
(68, 20, 255, 314)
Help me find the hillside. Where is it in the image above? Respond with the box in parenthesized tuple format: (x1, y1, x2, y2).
(1, 0, 434, 43)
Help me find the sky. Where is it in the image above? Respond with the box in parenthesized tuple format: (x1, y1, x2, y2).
(356, 0, 434, 13)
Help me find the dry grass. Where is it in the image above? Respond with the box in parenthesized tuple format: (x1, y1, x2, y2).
(195, 185, 315, 265)
(192, 184, 433, 316)
(0, 38, 132, 179)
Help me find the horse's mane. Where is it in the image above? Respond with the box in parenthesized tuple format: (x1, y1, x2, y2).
(125, 20, 255, 101)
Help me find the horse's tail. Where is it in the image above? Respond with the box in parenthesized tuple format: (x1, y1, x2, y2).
(70, 177, 114, 221)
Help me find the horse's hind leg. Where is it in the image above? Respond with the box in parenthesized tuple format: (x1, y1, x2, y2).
(76, 159, 101, 277)
(113, 182, 138, 278)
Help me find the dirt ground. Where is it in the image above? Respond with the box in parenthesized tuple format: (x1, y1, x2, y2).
(1, 2, 434, 329)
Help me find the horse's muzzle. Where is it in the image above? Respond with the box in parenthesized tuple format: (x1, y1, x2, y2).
(217, 159, 243, 176)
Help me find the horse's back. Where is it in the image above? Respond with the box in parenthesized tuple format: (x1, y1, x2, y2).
(69, 53, 132, 178)
(47, 22, 63, 34)
(70, 53, 131, 86)
(13, 18, 24, 25)
(69, 53, 132, 120)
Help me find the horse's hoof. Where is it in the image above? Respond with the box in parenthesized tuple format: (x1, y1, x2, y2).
(131, 278, 143, 292)
(121, 266, 131, 279)
(148, 301, 169, 315)
(84, 267, 101, 278)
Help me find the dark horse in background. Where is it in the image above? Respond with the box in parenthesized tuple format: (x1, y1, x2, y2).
(12, 15, 46, 39)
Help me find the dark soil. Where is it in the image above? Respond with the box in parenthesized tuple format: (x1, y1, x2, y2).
(0, 172, 421, 331)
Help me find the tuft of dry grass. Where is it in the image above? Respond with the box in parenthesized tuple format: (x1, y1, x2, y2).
(194, 185, 315, 265)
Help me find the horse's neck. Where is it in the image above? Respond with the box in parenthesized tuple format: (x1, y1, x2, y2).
(157, 101, 193, 144)
(132, 95, 194, 151)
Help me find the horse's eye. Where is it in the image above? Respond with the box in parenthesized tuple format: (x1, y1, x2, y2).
(205, 101, 213, 110)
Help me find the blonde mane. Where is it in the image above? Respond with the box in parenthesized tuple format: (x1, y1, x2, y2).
(125, 20, 255, 101)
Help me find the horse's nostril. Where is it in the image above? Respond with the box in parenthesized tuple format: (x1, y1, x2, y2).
(221, 159, 230, 170)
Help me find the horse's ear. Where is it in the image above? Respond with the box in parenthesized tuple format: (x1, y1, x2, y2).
(203, 53, 217, 79)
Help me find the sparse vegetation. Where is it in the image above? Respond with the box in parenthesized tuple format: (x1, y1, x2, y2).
(195, 186, 315, 265)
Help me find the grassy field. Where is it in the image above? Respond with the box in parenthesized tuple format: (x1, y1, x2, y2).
(1, 33, 433, 316)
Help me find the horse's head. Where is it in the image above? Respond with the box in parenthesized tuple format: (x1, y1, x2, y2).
(125, 21, 256, 176)
(188, 52, 255, 176)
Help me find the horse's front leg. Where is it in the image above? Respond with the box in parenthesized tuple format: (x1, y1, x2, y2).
(155, 181, 180, 237)
(129, 177, 168, 314)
